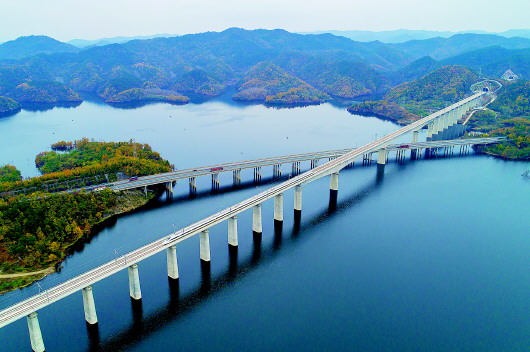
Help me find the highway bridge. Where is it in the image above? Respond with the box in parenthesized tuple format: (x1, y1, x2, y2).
(0, 92, 492, 352)
(109, 137, 503, 194)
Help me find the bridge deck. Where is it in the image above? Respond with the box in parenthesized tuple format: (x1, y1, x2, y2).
(111, 135, 501, 191)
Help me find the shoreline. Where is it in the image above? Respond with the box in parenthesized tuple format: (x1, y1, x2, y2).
(0, 188, 159, 294)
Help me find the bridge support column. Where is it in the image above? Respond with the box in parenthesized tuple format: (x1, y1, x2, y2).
(82, 286, 98, 324)
(411, 131, 420, 159)
(448, 110, 455, 126)
(189, 177, 197, 194)
(228, 216, 238, 247)
(211, 173, 220, 190)
(167, 245, 179, 280)
(434, 117, 442, 136)
(200, 230, 211, 262)
(444, 113, 451, 129)
(362, 154, 369, 165)
(412, 130, 419, 143)
(233, 169, 241, 186)
(166, 181, 173, 195)
(457, 105, 465, 120)
(436, 116, 443, 132)
(310, 159, 319, 168)
(128, 264, 142, 300)
(143, 186, 148, 197)
(254, 167, 262, 183)
(274, 193, 284, 222)
(27, 312, 45, 352)
(294, 185, 302, 212)
(273, 164, 281, 178)
(330, 172, 339, 191)
(253, 204, 262, 234)
(377, 149, 388, 165)
(426, 121, 435, 139)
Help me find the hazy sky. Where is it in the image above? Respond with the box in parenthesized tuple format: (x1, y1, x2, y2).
(1, 0, 528, 42)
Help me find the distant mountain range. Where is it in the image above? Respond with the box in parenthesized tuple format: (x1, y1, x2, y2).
(304, 29, 530, 43)
(0, 28, 529, 109)
(0, 36, 79, 61)
(66, 34, 178, 48)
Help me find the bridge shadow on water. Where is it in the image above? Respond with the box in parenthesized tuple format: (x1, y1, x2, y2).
(73, 147, 477, 256)
(86, 166, 395, 352)
(76, 149, 481, 351)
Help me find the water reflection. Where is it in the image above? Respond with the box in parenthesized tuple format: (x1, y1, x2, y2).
(21, 101, 82, 112)
(86, 323, 100, 352)
(91, 168, 387, 351)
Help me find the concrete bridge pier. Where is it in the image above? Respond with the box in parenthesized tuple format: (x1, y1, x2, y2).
(211, 173, 220, 191)
(228, 216, 238, 247)
(273, 164, 281, 178)
(412, 130, 419, 143)
(167, 245, 179, 280)
(233, 169, 241, 186)
(128, 264, 142, 300)
(294, 185, 302, 213)
(411, 131, 420, 159)
(82, 286, 98, 324)
(294, 184, 302, 224)
(426, 121, 435, 139)
(189, 177, 197, 195)
(457, 106, 466, 120)
(377, 149, 388, 165)
(329, 172, 339, 207)
(274, 193, 284, 222)
(439, 113, 447, 130)
(447, 110, 455, 127)
(166, 181, 173, 196)
(398, 149, 407, 162)
(445, 111, 452, 128)
(310, 159, 319, 169)
(27, 312, 45, 352)
(362, 153, 371, 165)
(253, 204, 262, 235)
(445, 112, 452, 129)
(254, 167, 262, 183)
(200, 230, 211, 262)
(330, 172, 339, 191)
(292, 162, 301, 175)
(432, 117, 440, 137)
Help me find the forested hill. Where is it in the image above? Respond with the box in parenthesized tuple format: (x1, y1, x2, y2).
(0, 29, 409, 106)
(0, 35, 79, 61)
(390, 33, 530, 60)
(1, 29, 529, 108)
(468, 80, 530, 160)
(347, 65, 478, 123)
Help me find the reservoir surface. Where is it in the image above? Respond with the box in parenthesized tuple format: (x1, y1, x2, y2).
(0, 97, 528, 351)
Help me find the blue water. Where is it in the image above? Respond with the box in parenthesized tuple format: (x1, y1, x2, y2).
(0, 98, 528, 351)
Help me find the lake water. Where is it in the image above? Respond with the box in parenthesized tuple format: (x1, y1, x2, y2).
(0, 97, 529, 351)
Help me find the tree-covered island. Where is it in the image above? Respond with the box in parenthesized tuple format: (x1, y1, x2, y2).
(0, 139, 172, 293)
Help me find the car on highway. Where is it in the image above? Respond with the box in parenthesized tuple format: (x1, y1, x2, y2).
(397, 145, 410, 148)
(129, 176, 138, 181)
(210, 167, 223, 172)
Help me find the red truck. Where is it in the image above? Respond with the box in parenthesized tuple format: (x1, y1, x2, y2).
(210, 167, 223, 172)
